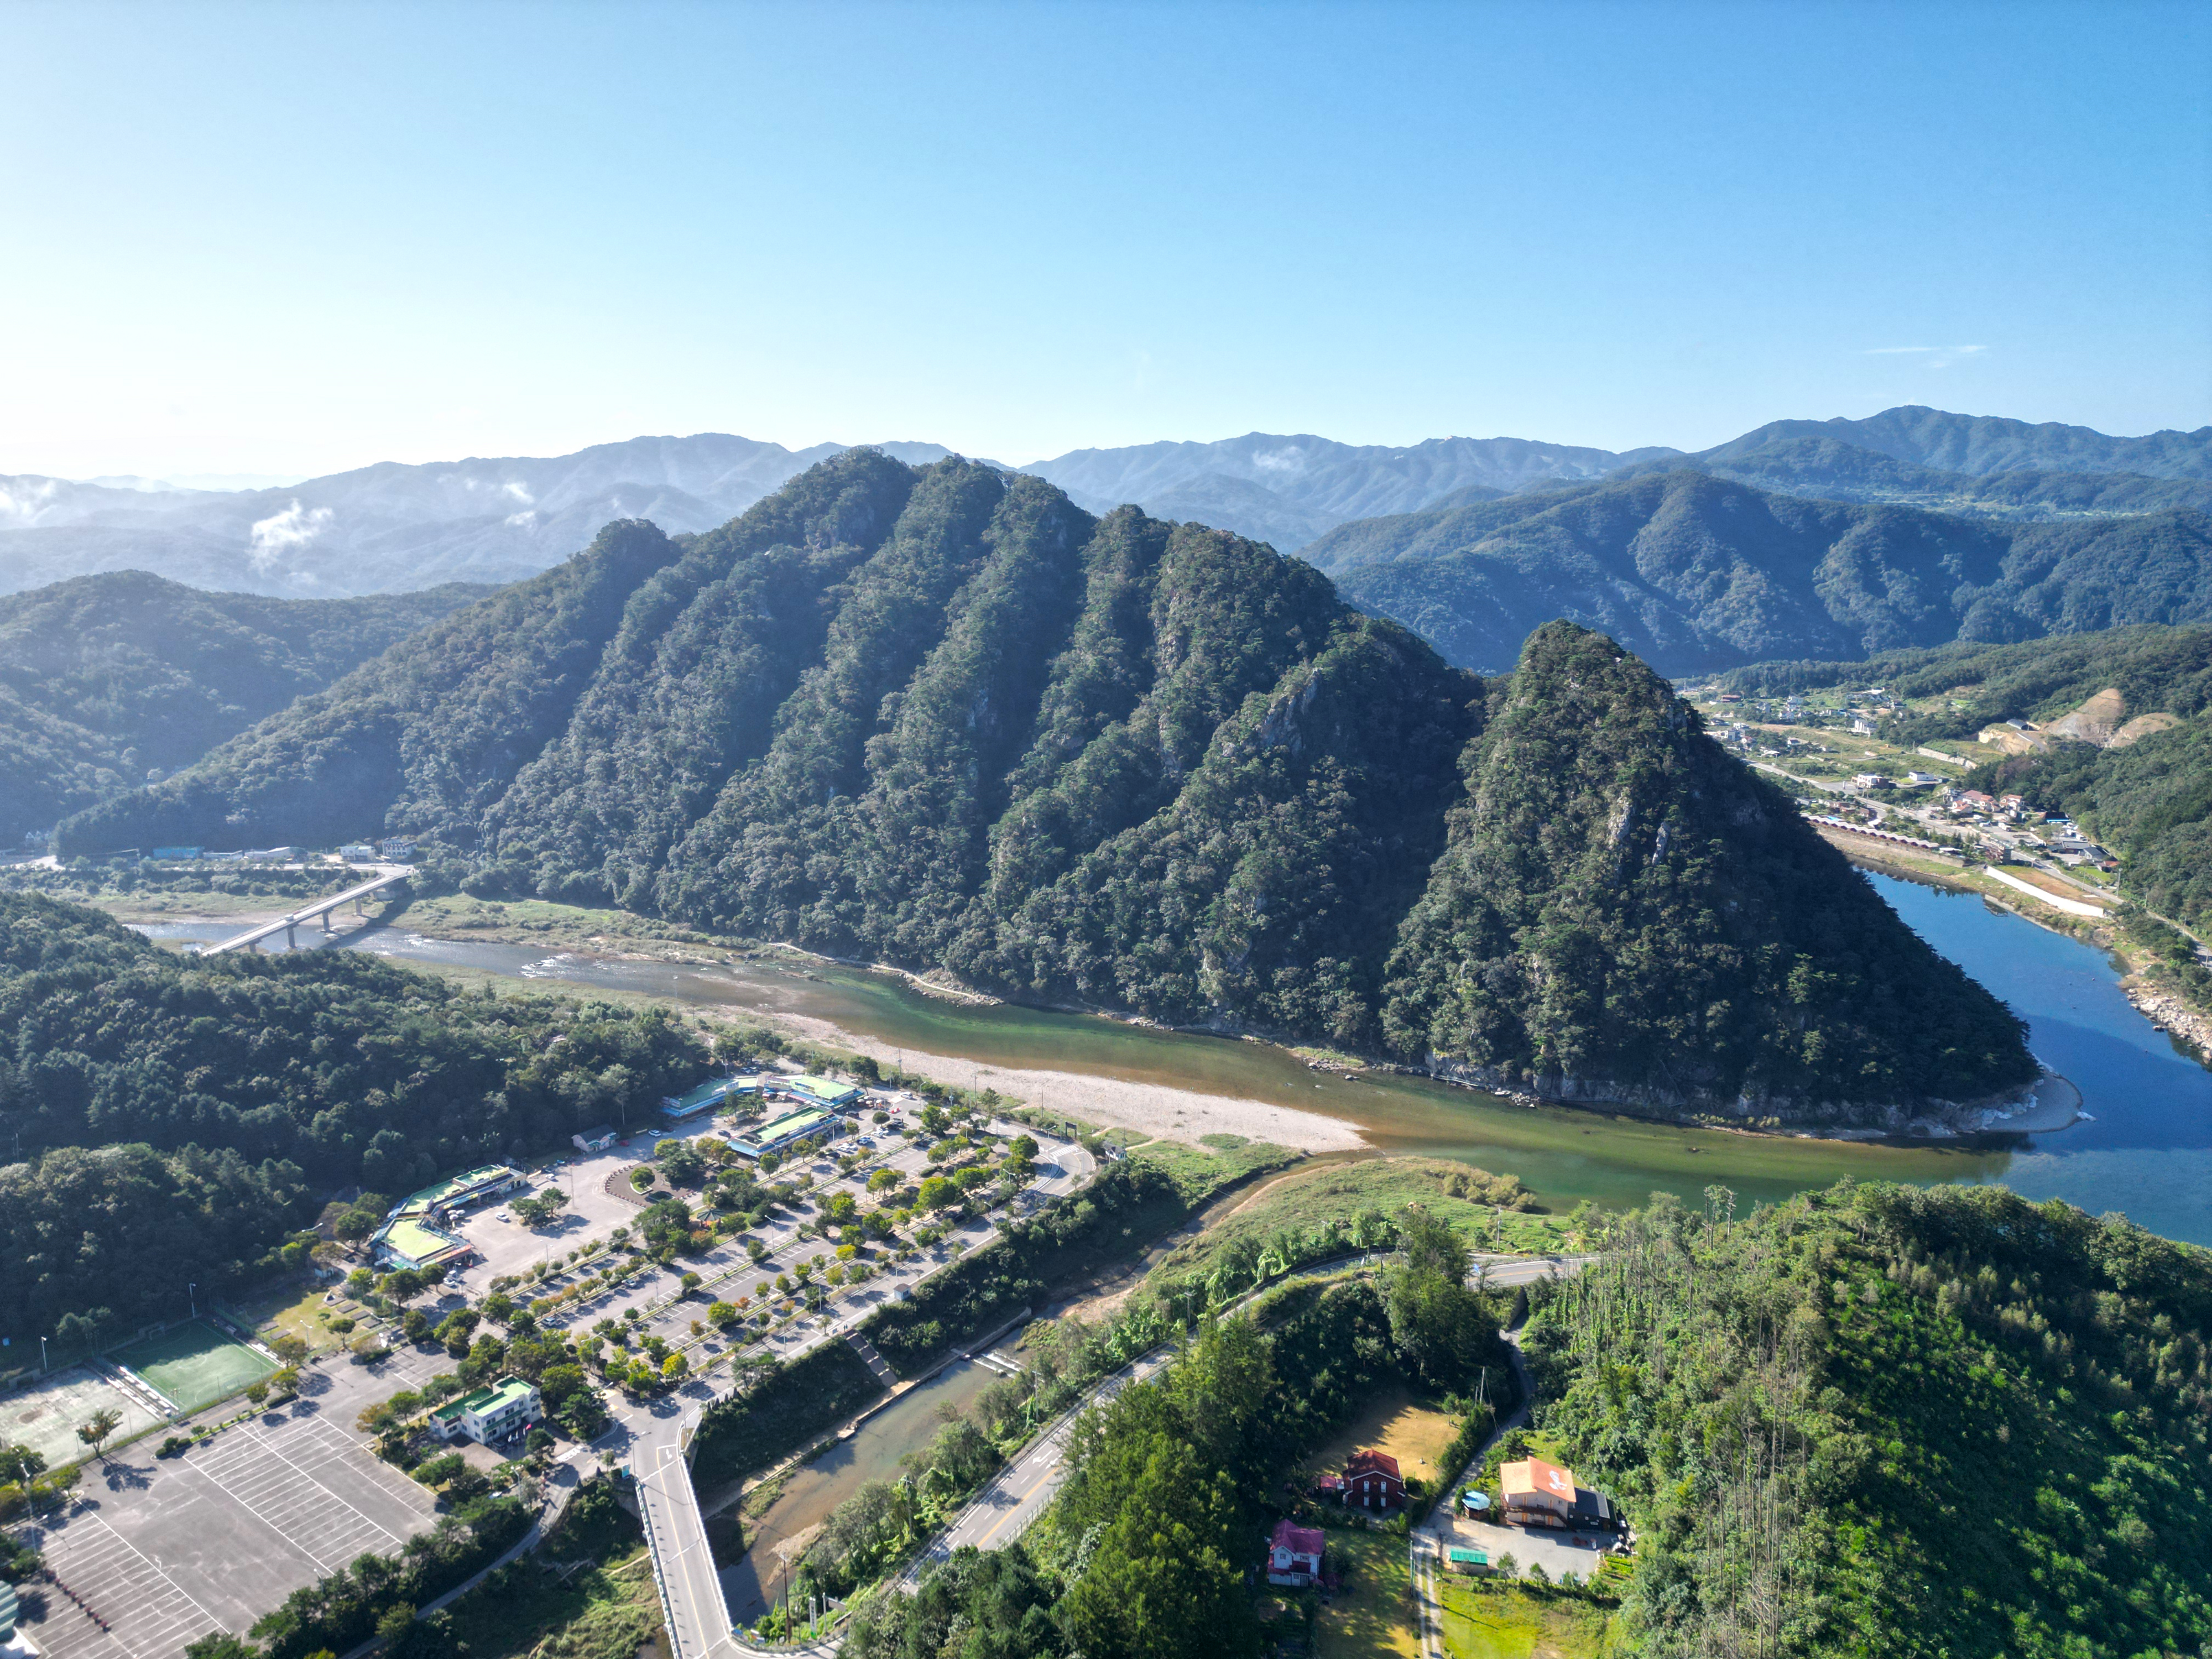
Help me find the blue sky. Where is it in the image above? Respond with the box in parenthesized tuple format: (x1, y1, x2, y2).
(4, 0, 2206, 478)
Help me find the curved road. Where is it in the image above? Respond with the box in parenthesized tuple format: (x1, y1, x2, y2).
(904, 1253, 1592, 1594)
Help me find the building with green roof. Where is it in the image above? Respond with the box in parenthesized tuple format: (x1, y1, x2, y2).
(428, 1375, 541, 1445)
(785, 1074, 863, 1109)
(727, 1105, 841, 1159)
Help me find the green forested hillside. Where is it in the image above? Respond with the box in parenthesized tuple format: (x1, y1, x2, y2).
(1307, 469, 2212, 675)
(1524, 1181, 2212, 1658)
(60, 455, 2036, 1120)
(1980, 723, 2212, 936)
(0, 571, 487, 844)
(58, 519, 684, 854)
(1381, 625, 2033, 1114)
(0, 893, 704, 1347)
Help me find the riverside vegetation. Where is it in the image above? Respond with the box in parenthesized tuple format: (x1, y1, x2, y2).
(61, 451, 2036, 1125)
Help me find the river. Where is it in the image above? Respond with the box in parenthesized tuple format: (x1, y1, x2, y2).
(712, 1355, 1006, 1627)
(135, 870, 2212, 1245)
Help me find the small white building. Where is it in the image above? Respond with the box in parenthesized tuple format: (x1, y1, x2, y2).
(340, 842, 377, 862)
(427, 1375, 541, 1445)
(379, 837, 417, 860)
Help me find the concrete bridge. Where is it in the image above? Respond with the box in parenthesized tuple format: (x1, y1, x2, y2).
(202, 868, 410, 953)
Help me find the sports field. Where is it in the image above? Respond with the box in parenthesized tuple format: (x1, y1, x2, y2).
(111, 1320, 276, 1415)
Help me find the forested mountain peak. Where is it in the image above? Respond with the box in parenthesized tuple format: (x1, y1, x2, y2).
(60, 458, 2036, 1122)
(1384, 622, 2036, 1113)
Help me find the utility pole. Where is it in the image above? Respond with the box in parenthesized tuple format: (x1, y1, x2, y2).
(189, 1282, 197, 1321)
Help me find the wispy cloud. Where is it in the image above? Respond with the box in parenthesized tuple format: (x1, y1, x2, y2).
(1864, 344, 1988, 369)
(248, 498, 335, 571)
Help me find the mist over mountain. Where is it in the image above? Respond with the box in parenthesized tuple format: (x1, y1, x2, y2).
(0, 435, 971, 598)
(60, 452, 2036, 1122)
(12, 407, 2203, 598)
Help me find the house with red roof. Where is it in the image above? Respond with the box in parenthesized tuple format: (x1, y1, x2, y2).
(1344, 1449, 1405, 1510)
(1266, 1519, 1325, 1586)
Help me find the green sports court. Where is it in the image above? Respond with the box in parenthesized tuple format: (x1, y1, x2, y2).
(109, 1319, 277, 1415)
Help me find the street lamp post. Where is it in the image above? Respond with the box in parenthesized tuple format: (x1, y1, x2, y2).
(189, 1282, 197, 1321)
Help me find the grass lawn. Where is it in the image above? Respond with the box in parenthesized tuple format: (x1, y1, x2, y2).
(1300, 1384, 1463, 1493)
(1437, 1579, 1619, 1659)
(232, 1283, 347, 1357)
(1316, 1528, 1417, 1658)
(1126, 1138, 1301, 1204)
(1147, 1156, 1571, 1293)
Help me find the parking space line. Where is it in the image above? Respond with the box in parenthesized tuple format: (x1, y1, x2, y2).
(79, 1510, 220, 1659)
(177, 1448, 351, 1574)
(238, 1430, 406, 1547)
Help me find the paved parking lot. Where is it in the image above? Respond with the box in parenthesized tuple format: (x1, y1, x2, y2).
(18, 1389, 437, 1659)
(446, 1145, 643, 1288)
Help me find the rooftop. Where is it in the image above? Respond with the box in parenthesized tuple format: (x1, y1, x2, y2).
(1346, 1450, 1401, 1479)
(398, 1164, 517, 1214)
(785, 1073, 862, 1102)
(377, 1216, 466, 1265)
(1270, 1519, 1325, 1556)
(736, 1106, 833, 1146)
(433, 1375, 537, 1421)
(1501, 1456, 1576, 1501)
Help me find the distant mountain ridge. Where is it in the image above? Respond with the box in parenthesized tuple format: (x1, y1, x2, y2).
(0, 435, 972, 598)
(9, 406, 2205, 596)
(1310, 470, 2212, 677)
(58, 452, 2035, 1125)
(1617, 435, 2212, 521)
(1712, 406, 2212, 479)
(1025, 430, 1679, 550)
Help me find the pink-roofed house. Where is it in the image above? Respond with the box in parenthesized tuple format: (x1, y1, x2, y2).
(1266, 1519, 1326, 1586)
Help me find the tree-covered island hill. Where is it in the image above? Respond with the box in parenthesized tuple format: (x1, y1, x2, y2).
(60, 449, 2040, 1131)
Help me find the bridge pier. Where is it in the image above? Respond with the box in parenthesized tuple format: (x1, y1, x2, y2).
(285, 924, 296, 950)
(354, 896, 366, 916)
(321, 909, 334, 934)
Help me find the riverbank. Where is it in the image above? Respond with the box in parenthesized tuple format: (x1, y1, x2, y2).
(721, 1001, 1374, 1154)
(1824, 832, 2212, 1068)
